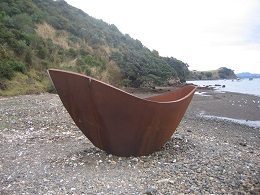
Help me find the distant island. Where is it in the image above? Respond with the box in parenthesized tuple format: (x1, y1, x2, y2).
(236, 72, 260, 78)
(187, 67, 237, 80)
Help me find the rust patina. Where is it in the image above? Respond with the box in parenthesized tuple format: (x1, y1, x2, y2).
(48, 69, 197, 157)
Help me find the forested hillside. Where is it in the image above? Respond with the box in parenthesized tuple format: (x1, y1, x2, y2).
(0, 0, 189, 96)
(187, 67, 237, 80)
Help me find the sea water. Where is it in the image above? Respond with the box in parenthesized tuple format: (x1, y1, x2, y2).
(188, 78, 260, 97)
(188, 78, 260, 127)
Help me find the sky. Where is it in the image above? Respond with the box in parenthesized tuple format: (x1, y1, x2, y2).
(65, 0, 260, 74)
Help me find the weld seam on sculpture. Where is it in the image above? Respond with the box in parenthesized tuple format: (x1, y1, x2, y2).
(48, 69, 197, 157)
(88, 78, 102, 150)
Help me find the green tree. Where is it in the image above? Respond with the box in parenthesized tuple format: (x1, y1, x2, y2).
(12, 13, 33, 33)
(14, 40, 28, 56)
(205, 71, 212, 78)
(0, 60, 14, 80)
(218, 67, 233, 78)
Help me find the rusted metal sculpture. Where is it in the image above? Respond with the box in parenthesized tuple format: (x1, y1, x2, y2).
(48, 69, 197, 157)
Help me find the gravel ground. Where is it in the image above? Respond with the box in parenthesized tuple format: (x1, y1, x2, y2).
(0, 90, 259, 194)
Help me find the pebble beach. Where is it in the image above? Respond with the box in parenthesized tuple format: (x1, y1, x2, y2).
(0, 89, 259, 194)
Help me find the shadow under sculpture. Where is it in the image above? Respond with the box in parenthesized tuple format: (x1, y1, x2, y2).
(48, 69, 197, 157)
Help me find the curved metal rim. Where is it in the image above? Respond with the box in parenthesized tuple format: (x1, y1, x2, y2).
(48, 69, 197, 103)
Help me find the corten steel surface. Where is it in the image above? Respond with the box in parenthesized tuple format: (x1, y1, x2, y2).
(48, 69, 197, 157)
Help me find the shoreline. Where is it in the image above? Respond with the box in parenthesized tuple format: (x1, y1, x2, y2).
(188, 78, 260, 98)
(0, 91, 259, 194)
(131, 87, 260, 126)
(189, 89, 260, 126)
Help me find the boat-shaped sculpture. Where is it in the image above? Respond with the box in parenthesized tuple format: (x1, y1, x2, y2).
(48, 69, 197, 157)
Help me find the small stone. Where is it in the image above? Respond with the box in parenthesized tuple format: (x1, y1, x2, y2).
(239, 142, 247, 147)
(110, 160, 116, 164)
(144, 187, 157, 195)
(171, 159, 177, 163)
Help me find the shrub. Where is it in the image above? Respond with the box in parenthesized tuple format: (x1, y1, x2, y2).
(0, 59, 27, 80)
(67, 48, 77, 58)
(10, 60, 27, 74)
(46, 81, 57, 94)
(14, 40, 28, 56)
(0, 61, 14, 80)
(205, 72, 212, 78)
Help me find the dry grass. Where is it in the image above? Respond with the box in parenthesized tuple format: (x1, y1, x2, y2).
(0, 72, 47, 96)
(35, 22, 121, 87)
(35, 22, 70, 50)
(60, 58, 78, 67)
(102, 61, 123, 87)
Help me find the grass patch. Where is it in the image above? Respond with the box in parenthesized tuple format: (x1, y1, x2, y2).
(0, 72, 47, 96)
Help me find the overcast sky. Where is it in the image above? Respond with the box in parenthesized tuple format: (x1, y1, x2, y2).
(65, 0, 260, 74)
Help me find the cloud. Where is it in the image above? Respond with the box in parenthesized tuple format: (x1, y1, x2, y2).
(244, 2, 260, 47)
(65, 0, 260, 73)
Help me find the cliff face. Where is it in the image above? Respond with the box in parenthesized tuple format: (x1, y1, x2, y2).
(187, 67, 237, 80)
